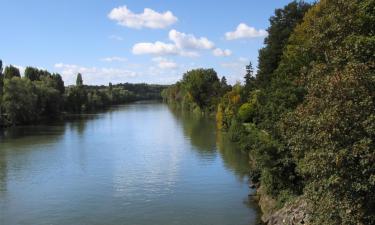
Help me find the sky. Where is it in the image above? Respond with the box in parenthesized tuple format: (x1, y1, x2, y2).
(0, 0, 300, 85)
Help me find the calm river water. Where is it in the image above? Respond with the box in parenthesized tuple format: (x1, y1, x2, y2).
(0, 101, 259, 225)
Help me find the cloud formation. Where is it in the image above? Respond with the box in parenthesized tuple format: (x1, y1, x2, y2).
(101, 57, 128, 62)
(213, 48, 232, 57)
(132, 29, 226, 57)
(168, 29, 214, 50)
(108, 6, 178, 29)
(152, 57, 177, 69)
(225, 23, 267, 40)
(132, 42, 179, 55)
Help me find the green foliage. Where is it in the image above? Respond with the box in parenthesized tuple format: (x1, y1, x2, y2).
(181, 68, 221, 111)
(0, 59, 3, 99)
(76, 73, 83, 86)
(256, 1, 311, 89)
(34, 80, 62, 117)
(238, 103, 253, 122)
(0, 61, 166, 126)
(160, 1, 374, 223)
(278, 0, 375, 223)
(238, 90, 261, 123)
(163, 68, 225, 114)
(283, 63, 375, 225)
(24, 67, 40, 81)
(4, 65, 21, 79)
(220, 76, 231, 95)
(64, 82, 166, 113)
(2, 77, 37, 124)
(215, 83, 242, 130)
(51, 73, 65, 94)
(243, 62, 256, 95)
(65, 86, 87, 112)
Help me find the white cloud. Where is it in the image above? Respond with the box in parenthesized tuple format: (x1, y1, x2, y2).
(179, 51, 200, 57)
(132, 29, 221, 57)
(168, 29, 214, 50)
(54, 63, 138, 85)
(213, 48, 232, 57)
(152, 57, 177, 69)
(108, 5, 177, 29)
(101, 57, 128, 62)
(225, 23, 267, 40)
(132, 41, 179, 55)
(109, 35, 124, 41)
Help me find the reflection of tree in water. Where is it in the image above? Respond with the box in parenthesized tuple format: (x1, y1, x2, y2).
(0, 124, 67, 195)
(216, 132, 263, 223)
(169, 106, 252, 180)
(216, 131, 250, 181)
(169, 107, 262, 220)
(65, 113, 100, 135)
(0, 150, 7, 195)
(169, 107, 217, 157)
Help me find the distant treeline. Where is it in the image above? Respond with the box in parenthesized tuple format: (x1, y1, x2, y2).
(0, 65, 167, 126)
(163, 1, 374, 224)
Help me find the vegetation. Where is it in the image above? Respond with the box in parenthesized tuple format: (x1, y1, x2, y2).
(162, 68, 228, 114)
(0, 63, 167, 126)
(163, 0, 375, 224)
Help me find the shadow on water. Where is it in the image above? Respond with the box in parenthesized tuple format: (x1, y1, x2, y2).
(0, 112, 101, 196)
(168, 106, 249, 178)
(168, 106, 264, 224)
(216, 132, 250, 180)
(168, 107, 217, 158)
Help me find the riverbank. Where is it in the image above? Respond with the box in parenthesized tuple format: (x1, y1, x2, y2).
(252, 185, 309, 225)
(0, 99, 164, 128)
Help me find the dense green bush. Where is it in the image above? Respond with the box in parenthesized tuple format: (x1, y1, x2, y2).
(162, 68, 228, 114)
(2, 77, 37, 124)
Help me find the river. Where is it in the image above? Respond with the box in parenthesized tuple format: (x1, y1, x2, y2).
(0, 101, 259, 225)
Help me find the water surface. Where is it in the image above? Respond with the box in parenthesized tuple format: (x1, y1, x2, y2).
(0, 102, 258, 225)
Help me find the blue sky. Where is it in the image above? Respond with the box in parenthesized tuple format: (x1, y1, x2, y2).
(0, 0, 300, 85)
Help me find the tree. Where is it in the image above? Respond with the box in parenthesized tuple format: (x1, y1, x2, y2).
(34, 80, 62, 117)
(0, 60, 3, 123)
(0, 60, 3, 95)
(2, 77, 37, 124)
(51, 73, 65, 94)
(220, 76, 231, 95)
(65, 86, 87, 112)
(24, 67, 40, 81)
(238, 90, 261, 123)
(244, 62, 256, 94)
(256, 1, 311, 88)
(244, 62, 254, 85)
(279, 0, 375, 224)
(109, 82, 113, 92)
(4, 65, 21, 79)
(181, 68, 221, 111)
(220, 76, 227, 87)
(76, 73, 83, 86)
